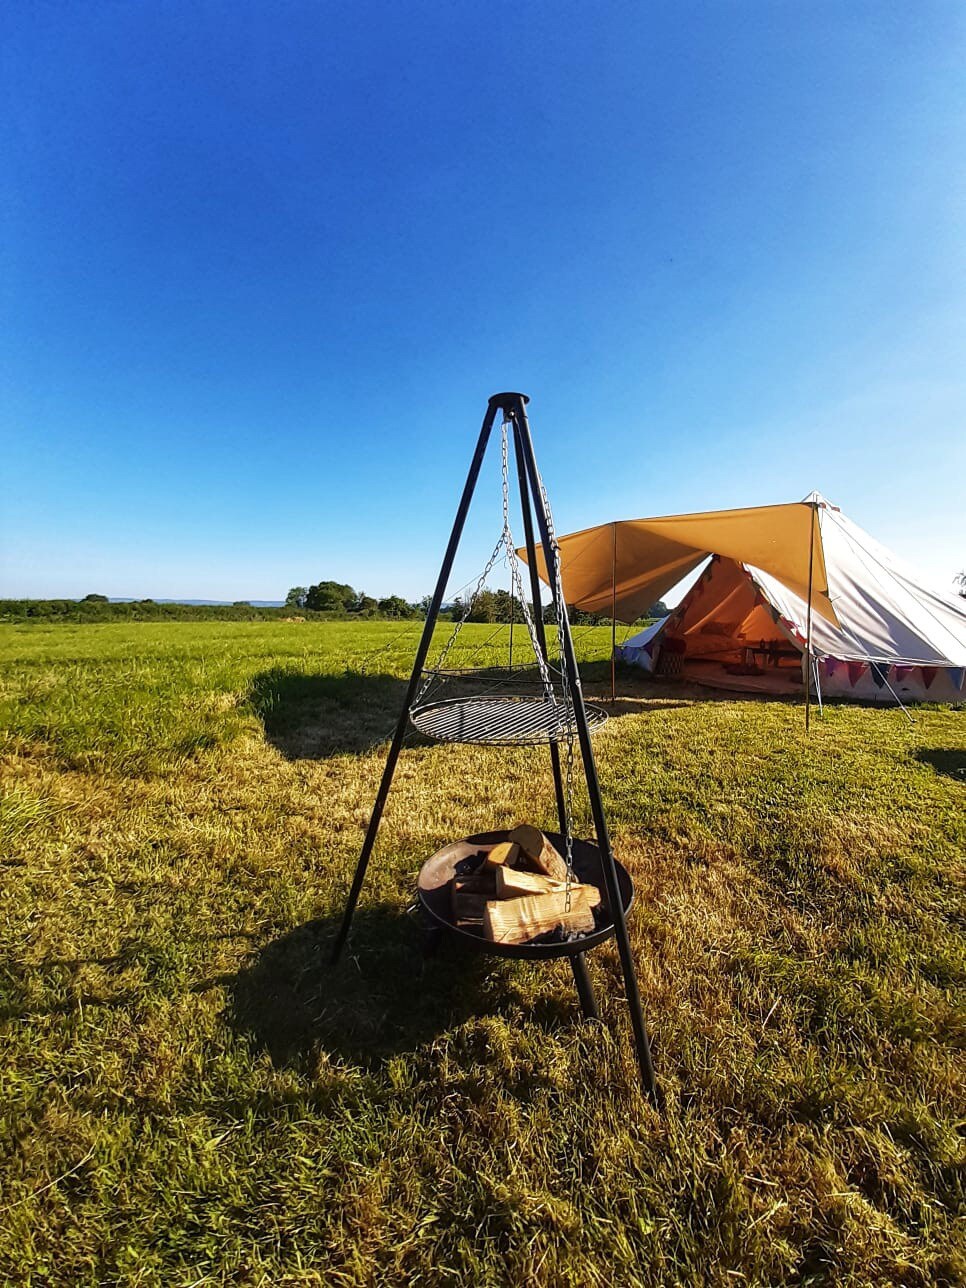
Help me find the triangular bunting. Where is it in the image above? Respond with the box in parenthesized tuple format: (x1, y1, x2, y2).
(847, 661, 866, 688)
(869, 662, 890, 689)
(920, 666, 938, 690)
(824, 657, 840, 678)
(951, 668, 965, 691)
(893, 664, 914, 682)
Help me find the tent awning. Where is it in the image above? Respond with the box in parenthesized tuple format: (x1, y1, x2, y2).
(518, 501, 839, 625)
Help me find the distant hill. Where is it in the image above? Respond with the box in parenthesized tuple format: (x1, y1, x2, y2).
(109, 598, 285, 607)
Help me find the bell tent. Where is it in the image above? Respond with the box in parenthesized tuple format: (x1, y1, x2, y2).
(524, 495, 966, 705)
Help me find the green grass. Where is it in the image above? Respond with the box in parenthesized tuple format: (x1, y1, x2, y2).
(1, 620, 963, 1286)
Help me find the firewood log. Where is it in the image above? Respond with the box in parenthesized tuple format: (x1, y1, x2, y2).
(452, 870, 496, 896)
(483, 889, 595, 945)
(484, 840, 520, 869)
(507, 824, 569, 883)
(452, 891, 489, 924)
(494, 866, 601, 907)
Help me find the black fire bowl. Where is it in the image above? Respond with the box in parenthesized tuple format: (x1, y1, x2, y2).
(417, 829, 635, 961)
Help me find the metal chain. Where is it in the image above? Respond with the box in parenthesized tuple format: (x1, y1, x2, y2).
(563, 723, 576, 910)
(500, 421, 555, 700)
(414, 418, 579, 914)
(418, 421, 557, 705)
(414, 529, 506, 703)
(524, 449, 580, 900)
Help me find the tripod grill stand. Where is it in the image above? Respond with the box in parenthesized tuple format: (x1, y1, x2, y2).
(330, 392, 659, 1108)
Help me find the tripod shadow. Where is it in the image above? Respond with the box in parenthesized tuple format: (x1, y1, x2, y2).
(248, 663, 690, 762)
(226, 906, 496, 1071)
(248, 668, 409, 759)
(915, 748, 966, 783)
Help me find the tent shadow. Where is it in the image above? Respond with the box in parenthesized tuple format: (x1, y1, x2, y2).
(605, 669, 814, 708)
(249, 668, 409, 759)
(915, 748, 966, 783)
(597, 697, 692, 717)
(580, 668, 751, 711)
(226, 907, 497, 1071)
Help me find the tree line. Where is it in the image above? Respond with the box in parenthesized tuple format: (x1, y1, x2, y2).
(285, 582, 424, 618)
(283, 582, 526, 621)
(0, 598, 320, 624)
(2, 583, 669, 625)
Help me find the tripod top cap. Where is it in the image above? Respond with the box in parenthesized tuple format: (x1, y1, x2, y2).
(488, 392, 530, 412)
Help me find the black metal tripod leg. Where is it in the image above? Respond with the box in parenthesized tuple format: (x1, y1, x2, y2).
(329, 399, 501, 965)
(329, 722, 407, 965)
(512, 427, 570, 851)
(512, 402, 661, 1110)
(570, 952, 599, 1019)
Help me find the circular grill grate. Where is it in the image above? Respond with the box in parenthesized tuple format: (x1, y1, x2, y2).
(409, 694, 607, 746)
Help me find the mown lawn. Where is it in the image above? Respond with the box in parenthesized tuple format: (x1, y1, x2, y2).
(0, 620, 963, 1286)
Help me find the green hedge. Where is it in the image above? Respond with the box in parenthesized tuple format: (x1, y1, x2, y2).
(0, 600, 386, 624)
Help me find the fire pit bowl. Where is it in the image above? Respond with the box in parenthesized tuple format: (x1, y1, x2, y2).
(417, 829, 635, 960)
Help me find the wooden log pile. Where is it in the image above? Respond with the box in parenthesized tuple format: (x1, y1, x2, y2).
(450, 825, 602, 946)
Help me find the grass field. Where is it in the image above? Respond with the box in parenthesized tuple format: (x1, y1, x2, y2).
(1, 620, 963, 1286)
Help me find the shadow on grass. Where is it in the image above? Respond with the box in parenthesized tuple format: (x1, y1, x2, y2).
(249, 664, 700, 762)
(606, 665, 808, 706)
(226, 906, 593, 1073)
(249, 668, 408, 759)
(915, 747, 966, 783)
(227, 906, 503, 1070)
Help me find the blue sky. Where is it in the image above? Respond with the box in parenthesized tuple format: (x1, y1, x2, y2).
(3, 2, 964, 602)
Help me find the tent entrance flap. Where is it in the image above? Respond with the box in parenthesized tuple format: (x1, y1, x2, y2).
(665, 559, 801, 671)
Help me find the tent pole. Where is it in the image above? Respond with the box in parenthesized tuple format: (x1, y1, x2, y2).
(611, 522, 617, 704)
(878, 667, 916, 725)
(804, 501, 816, 733)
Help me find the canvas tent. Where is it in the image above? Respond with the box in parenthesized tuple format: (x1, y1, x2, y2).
(524, 495, 966, 704)
(523, 498, 839, 627)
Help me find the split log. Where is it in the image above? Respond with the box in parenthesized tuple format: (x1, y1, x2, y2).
(452, 890, 489, 924)
(494, 866, 601, 908)
(483, 888, 595, 946)
(507, 824, 569, 883)
(452, 869, 497, 896)
(451, 872, 496, 925)
(484, 840, 520, 869)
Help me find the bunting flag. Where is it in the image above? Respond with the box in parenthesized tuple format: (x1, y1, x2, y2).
(824, 657, 840, 678)
(920, 666, 938, 690)
(893, 664, 914, 682)
(869, 662, 890, 689)
(951, 668, 965, 692)
(847, 661, 867, 688)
